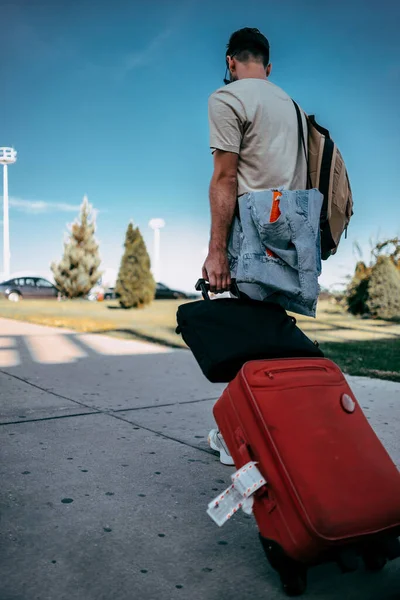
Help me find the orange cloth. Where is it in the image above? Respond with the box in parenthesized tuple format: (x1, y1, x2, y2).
(266, 190, 282, 257)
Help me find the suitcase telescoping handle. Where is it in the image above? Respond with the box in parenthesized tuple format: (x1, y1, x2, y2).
(195, 278, 241, 301)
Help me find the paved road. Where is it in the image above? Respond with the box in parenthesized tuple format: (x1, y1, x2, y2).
(0, 318, 399, 600)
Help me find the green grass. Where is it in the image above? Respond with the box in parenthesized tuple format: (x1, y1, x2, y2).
(0, 297, 399, 382)
(320, 339, 400, 382)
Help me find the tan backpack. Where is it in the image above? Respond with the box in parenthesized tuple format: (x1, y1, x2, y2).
(293, 101, 354, 260)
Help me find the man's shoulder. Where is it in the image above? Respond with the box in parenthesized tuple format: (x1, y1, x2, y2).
(208, 83, 246, 113)
(208, 85, 232, 103)
(209, 79, 290, 103)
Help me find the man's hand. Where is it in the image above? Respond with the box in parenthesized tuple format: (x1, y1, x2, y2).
(202, 248, 231, 294)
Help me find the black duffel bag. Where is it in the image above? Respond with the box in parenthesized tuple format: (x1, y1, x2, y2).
(176, 279, 323, 383)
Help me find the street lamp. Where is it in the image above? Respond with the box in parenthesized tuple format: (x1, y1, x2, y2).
(0, 147, 17, 280)
(149, 218, 165, 283)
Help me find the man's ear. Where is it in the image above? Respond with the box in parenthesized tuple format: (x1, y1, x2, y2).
(266, 63, 272, 78)
(227, 55, 236, 77)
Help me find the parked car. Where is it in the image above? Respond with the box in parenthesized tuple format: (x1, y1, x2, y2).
(0, 277, 59, 301)
(155, 282, 197, 300)
(104, 287, 117, 300)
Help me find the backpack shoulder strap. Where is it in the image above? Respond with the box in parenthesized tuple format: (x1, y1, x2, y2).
(292, 100, 312, 189)
(308, 115, 331, 138)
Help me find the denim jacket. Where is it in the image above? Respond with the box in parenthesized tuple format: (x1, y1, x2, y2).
(228, 188, 324, 317)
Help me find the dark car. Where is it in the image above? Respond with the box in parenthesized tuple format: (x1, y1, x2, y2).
(0, 277, 59, 302)
(155, 283, 196, 300)
(103, 287, 117, 300)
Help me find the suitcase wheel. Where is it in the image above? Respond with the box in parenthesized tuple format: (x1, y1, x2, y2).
(381, 536, 400, 561)
(280, 571, 308, 597)
(362, 551, 387, 572)
(336, 549, 359, 573)
(259, 535, 307, 597)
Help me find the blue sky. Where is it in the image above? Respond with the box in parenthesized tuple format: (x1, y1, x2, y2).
(1, 0, 399, 291)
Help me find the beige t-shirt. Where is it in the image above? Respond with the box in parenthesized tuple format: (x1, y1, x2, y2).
(208, 78, 307, 196)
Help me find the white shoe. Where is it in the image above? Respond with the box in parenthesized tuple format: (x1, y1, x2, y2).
(208, 429, 235, 466)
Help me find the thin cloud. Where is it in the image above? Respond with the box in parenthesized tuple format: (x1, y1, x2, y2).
(77, 26, 174, 81)
(117, 0, 197, 78)
(117, 27, 173, 79)
(4, 197, 81, 214)
(122, 28, 173, 73)
(1, 4, 77, 71)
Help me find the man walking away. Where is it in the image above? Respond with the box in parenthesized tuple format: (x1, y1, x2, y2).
(204, 28, 309, 464)
(203, 27, 308, 298)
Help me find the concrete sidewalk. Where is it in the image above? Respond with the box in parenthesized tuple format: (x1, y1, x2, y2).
(0, 317, 399, 600)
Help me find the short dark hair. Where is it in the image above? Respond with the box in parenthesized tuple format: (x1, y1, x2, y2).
(226, 27, 270, 67)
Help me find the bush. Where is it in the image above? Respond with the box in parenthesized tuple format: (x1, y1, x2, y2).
(345, 261, 371, 316)
(366, 256, 400, 320)
(115, 223, 155, 309)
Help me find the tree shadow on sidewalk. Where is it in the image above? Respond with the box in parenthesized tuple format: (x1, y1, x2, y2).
(90, 328, 184, 349)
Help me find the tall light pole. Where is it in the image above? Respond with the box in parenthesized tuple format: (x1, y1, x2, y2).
(149, 218, 165, 283)
(0, 147, 17, 280)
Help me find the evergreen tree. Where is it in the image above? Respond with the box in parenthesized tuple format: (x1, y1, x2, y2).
(115, 222, 155, 309)
(366, 256, 400, 320)
(51, 196, 102, 298)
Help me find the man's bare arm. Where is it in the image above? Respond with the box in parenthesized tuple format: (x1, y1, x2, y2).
(202, 150, 239, 293)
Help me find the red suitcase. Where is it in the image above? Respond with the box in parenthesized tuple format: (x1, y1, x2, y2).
(213, 358, 400, 596)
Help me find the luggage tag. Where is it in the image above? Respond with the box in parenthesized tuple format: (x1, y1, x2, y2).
(207, 461, 267, 527)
